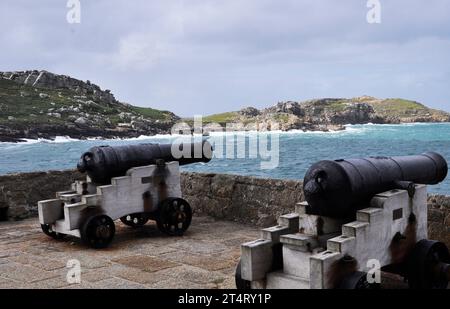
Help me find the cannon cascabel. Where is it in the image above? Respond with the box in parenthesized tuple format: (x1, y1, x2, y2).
(77, 141, 213, 184)
(303, 152, 448, 218)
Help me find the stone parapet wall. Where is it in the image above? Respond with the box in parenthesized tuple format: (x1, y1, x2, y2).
(0, 170, 449, 247)
(0, 170, 84, 220)
(180, 172, 304, 227)
(427, 194, 450, 247)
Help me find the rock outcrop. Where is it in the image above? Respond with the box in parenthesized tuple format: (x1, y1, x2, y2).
(2, 70, 449, 140)
(206, 97, 450, 132)
(239, 107, 260, 117)
(0, 70, 179, 142)
(1, 70, 117, 105)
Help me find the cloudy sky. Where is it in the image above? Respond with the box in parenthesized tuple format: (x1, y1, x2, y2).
(1, 0, 450, 116)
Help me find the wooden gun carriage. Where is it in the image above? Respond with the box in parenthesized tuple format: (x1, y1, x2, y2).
(38, 141, 212, 248)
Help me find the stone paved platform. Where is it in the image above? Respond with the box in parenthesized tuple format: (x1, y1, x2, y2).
(0, 217, 258, 289)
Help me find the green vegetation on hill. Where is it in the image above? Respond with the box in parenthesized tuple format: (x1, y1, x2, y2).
(1, 68, 448, 141)
(202, 112, 239, 124)
(129, 106, 174, 121)
(369, 98, 426, 115)
(294, 98, 431, 115)
(0, 78, 102, 124)
(202, 96, 450, 130)
(0, 78, 176, 126)
(326, 100, 350, 112)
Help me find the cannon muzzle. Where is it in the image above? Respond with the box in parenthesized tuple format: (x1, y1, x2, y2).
(78, 141, 213, 184)
(303, 152, 448, 218)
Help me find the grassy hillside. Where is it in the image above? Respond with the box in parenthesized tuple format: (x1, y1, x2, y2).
(202, 112, 240, 124)
(2, 72, 448, 140)
(200, 96, 450, 131)
(0, 78, 175, 126)
(302, 98, 432, 115)
(356, 97, 449, 121)
(370, 99, 429, 116)
(128, 105, 175, 121)
(203, 97, 449, 125)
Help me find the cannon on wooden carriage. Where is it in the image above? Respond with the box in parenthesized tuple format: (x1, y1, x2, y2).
(38, 141, 213, 249)
(235, 152, 450, 289)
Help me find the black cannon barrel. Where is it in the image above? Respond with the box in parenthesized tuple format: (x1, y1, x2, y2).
(303, 152, 448, 218)
(77, 141, 213, 184)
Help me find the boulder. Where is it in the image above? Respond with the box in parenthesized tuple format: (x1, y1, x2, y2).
(74, 117, 88, 125)
(239, 107, 260, 117)
(264, 101, 305, 117)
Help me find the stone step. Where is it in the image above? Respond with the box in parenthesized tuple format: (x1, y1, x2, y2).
(295, 202, 348, 236)
(266, 271, 310, 289)
(280, 233, 319, 251)
(327, 235, 356, 254)
(73, 180, 97, 195)
(59, 193, 82, 204)
(261, 225, 291, 243)
(240, 239, 274, 282)
(97, 185, 114, 196)
(38, 199, 64, 225)
(356, 208, 383, 223)
(300, 215, 345, 236)
(342, 221, 369, 237)
(280, 233, 327, 280)
(309, 250, 342, 289)
(295, 201, 308, 215)
(63, 202, 88, 230)
(278, 213, 299, 232)
(111, 176, 131, 187)
(56, 190, 76, 198)
(81, 194, 101, 206)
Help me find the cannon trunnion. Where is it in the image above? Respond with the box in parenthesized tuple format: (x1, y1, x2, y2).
(303, 152, 448, 218)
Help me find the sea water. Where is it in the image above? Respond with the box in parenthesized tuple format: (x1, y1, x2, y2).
(0, 123, 449, 194)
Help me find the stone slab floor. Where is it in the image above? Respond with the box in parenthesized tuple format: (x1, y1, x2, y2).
(0, 216, 259, 289)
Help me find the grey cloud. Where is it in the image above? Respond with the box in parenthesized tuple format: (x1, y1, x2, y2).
(0, 0, 449, 116)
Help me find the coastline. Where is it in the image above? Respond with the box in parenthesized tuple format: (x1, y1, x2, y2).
(1, 122, 450, 194)
(2, 121, 450, 144)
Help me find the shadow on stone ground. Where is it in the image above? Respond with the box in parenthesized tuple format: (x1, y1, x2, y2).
(1, 217, 446, 289)
(0, 216, 258, 289)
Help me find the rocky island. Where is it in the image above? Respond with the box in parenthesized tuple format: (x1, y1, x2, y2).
(1, 70, 449, 142)
(0, 70, 179, 142)
(202, 97, 450, 132)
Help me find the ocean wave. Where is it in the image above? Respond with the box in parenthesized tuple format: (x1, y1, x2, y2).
(347, 122, 449, 128)
(118, 134, 175, 141)
(1, 122, 447, 146)
(42, 136, 80, 143)
(208, 129, 346, 136)
(284, 129, 346, 135)
(0, 136, 80, 145)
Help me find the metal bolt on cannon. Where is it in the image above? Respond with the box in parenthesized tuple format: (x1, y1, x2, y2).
(38, 141, 213, 249)
(236, 152, 450, 289)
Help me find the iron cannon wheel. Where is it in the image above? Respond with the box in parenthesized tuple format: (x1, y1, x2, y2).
(120, 213, 149, 228)
(235, 259, 251, 290)
(81, 214, 115, 249)
(156, 198, 192, 236)
(41, 224, 65, 240)
(406, 239, 450, 289)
